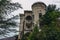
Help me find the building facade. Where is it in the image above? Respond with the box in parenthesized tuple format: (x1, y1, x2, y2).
(18, 2, 46, 39)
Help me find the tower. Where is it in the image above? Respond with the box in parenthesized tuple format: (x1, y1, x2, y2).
(19, 2, 46, 39)
(32, 2, 46, 26)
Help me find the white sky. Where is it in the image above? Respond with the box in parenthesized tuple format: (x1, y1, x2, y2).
(11, 0, 60, 14)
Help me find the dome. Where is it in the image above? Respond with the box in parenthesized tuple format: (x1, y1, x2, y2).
(32, 2, 46, 8)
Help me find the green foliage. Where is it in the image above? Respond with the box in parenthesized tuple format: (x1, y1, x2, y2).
(0, 0, 22, 35)
(40, 5, 60, 40)
(39, 22, 60, 40)
(28, 24, 39, 40)
(47, 5, 56, 12)
(41, 4, 60, 25)
(21, 32, 30, 40)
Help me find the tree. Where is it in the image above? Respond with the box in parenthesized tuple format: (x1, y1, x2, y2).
(41, 4, 60, 25)
(0, 0, 22, 35)
(28, 24, 39, 40)
(38, 5, 60, 40)
(39, 23, 60, 40)
(21, 32, 30, 40)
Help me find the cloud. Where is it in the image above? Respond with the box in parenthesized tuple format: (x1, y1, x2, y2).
(12, 0, 60, 10)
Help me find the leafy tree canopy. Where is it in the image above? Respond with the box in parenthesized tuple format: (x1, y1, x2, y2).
(0, 0, 22, 35)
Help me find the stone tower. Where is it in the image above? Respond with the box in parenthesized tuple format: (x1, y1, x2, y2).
(32, 2, 46, 25)
(18, 2, 46, 39)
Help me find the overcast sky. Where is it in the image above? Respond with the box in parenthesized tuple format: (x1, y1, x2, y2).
(11, 0, 60, 14)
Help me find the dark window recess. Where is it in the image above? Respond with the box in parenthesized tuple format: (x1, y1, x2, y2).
(39, 22, 44, 28)
(26, 16, 32, 21)
(39, 13, 42, 18)
(26, 23, 32, 28)
(39, 13, 42, 28)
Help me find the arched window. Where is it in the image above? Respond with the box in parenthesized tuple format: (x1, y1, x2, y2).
(39, 13, 42, 18)
(26, 16, 32, 21)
